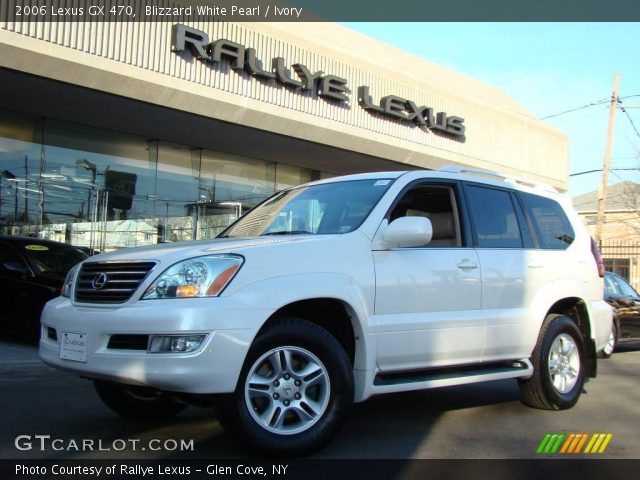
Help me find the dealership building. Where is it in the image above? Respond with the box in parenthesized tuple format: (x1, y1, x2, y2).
(0, 19, 568, 250)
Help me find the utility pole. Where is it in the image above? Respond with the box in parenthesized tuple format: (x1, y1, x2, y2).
(595, 74, 621, 245)
(24, 155, 28, 222)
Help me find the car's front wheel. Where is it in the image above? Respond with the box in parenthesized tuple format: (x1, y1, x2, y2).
(519, 314, 585, 410)
(218, 318, 354, 456)
(94, 380, 187, 419)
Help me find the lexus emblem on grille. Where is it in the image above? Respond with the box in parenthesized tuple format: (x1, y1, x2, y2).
(91, 272, 108, 290)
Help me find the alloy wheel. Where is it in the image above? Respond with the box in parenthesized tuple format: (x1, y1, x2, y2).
(244, 346, 330, 435)
(548, 333, 581, 394)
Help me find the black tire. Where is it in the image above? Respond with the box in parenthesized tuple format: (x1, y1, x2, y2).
(218, 317, 354, 456)
(519, 314, 585, 410)
(94, 380, 187, 419)
(598, 322, 617, 359)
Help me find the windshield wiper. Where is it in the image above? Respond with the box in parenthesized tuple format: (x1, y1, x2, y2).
(261, 230, 314, 236)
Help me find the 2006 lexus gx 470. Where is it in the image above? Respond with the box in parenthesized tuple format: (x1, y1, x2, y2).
(40, 167, 612, 455)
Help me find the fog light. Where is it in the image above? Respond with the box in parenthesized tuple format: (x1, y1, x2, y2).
(148, 335, 206, 353)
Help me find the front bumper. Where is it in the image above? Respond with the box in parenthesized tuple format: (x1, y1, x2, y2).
(39, 296, 273, 394)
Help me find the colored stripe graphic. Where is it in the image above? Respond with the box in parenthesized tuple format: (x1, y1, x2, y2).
(537, 434, 552, 453)
(559, 433, 575, 453)
(574, 434, 589, 453)
(550, 434, 565, 453)
(538, 433, 613, 454)
(585, 434, 614, 454)
(537, 433, 565, 453)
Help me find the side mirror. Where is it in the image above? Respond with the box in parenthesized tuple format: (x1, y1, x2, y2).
(4, 262, 30, 275)
(383, 217, 433, 248)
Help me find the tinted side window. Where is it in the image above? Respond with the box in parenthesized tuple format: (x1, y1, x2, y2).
(466, 185, 523, 248)
(520, 193, 574, 250)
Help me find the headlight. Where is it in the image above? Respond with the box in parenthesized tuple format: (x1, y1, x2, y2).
(142, 254, 243, 299)
(61, 264, 80, 298)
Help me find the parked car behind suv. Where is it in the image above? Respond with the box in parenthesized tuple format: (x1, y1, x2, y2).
(601, 271, 640, 357)
(0, 236, 88, 338)
(39, 167, 612, 455)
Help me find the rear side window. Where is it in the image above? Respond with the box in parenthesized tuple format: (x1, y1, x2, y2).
(466, 185, 523, 248)
(520, 193, 574, 249)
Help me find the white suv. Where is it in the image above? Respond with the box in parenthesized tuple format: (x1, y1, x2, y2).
(40, 167, 612, 455)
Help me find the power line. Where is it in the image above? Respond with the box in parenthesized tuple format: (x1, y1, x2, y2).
(618, 101, 640, 141)
(540, 99, 610, 120)
(573, 190, 636, 209)
(540, 94, 640, 120)
(570, 167, 640, 177)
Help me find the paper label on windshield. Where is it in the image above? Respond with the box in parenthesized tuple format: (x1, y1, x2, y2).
(374, 180, 391, 186)
(25, 245, 49, 251)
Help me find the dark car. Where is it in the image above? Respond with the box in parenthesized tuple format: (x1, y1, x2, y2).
(602, 271, 640, 357)
(0, 236, 88, 339)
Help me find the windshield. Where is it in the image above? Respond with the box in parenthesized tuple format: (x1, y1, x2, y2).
(220, 178, 394, 238)
(20, 243, 89, 274)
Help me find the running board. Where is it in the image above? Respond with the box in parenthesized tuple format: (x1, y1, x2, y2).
(371, 360, 533, 395)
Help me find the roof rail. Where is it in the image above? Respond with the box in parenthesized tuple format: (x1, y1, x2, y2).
(438, 165, 558, 193)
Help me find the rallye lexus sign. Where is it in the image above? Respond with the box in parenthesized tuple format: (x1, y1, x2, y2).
(172, 24, 466, 141)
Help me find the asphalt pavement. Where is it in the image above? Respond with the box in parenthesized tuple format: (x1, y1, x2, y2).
(1, 339, 639, 459)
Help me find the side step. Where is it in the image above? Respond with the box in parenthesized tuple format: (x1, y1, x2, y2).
(371, 360, 533, 396)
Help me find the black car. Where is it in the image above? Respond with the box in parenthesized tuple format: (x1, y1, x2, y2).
(602, 271, 640, 357)
(0, 236, 88, 338)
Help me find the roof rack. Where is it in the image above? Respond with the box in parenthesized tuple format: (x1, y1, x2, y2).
(438, 165, 558, 193)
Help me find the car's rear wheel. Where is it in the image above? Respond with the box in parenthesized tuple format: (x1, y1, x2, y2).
(519, 314, 585, 410)
(218, 317, 354, 456)
(94, 380, 187, 419)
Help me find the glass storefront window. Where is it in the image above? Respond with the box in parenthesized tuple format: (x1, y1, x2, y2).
(0, 112, 43, 236)
(275, 164, 313, 191)
(198, 151, 276, 239)
(155, 142, 201, 243)
(0, 108, 334, 250)
(41, 120, 157, 250)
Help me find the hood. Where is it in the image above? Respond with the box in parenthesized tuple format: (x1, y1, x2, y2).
(85, 236, 319, 264)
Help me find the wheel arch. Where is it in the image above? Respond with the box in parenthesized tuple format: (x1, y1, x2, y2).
(257, 297, 366, 371)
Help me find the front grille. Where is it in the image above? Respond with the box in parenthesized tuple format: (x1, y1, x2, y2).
(107, 334, 149, 350)
(75, 261, 156, 304)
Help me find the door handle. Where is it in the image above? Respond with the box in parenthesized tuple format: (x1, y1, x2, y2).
(527, 262, 543, 268)
(457, 260, 478, 270)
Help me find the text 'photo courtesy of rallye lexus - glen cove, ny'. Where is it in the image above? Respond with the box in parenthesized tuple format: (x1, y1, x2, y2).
(39, 166, 613, 456)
